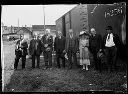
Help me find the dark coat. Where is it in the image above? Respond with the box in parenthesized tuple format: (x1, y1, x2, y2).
(41, 35, 53, 52)
(15, 39, 28, 57)
(89, 34, 102, 52)
(54, 36, 66, 52)
(65, 35, 79, 53)
(102, 33, 121, 49)
(29, 39, 42, 56)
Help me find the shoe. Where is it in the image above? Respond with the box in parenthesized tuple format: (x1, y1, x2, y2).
(43, 67, 47, 70)
(22, 68, 25, 70)
(32, 67, 35, 68)
(86, 68, 89, 71)
(49, 68, 52, 70)
(36, 66, 40, 68)
(58, 66, 61, 68)
(69, 66, 72, 69)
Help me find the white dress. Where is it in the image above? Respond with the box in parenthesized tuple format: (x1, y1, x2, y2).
(79, 38, 90, 65)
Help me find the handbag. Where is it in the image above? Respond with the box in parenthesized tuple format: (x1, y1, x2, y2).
(97, 50, 107, 64)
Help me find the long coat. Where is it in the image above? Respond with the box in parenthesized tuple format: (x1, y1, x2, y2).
(65, 36, 79, 53)
(89, 34, 102, 53)
(54, 36, 66, 52)
(41, 35, 53, 52)
(29, 39, 42, 56)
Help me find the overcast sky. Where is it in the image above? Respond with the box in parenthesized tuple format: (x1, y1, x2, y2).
(1, 5, 77, 27)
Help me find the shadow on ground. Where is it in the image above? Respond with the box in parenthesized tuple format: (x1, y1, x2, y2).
(4, 56, 127, 92)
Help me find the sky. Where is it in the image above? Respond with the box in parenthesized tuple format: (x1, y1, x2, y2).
(1, 5, 77, 27)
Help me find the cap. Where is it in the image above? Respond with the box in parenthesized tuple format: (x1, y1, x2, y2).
(106, 26, 113, 30)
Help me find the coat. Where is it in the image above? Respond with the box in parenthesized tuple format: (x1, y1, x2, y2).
(65, 35, 79, 53)
(15, 39, 28, 57)
(29, 39, 42, 56)
(102, 33, 121, 49)
(89, 34, 102, 53)
(41, 35, 53, 52)
(54, 36, 66, 52)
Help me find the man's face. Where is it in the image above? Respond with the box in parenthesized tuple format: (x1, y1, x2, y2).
(69, 29, 73, 35)
(46, 29, 50, 35)
(91, 29, 96, 35)
(107, 29, 111, 34)
(58, 31, 62, 36)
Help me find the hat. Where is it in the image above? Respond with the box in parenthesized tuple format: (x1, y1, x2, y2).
(79, 30, 89, 36)
(91, 28, 95, 32)
(106, 26, 113, 30)
(79, 31, 85, 36)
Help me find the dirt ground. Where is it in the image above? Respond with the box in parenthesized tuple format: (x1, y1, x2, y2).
(3, 41, 127, 92)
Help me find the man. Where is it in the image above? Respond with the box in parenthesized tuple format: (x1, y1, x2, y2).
(29, 35, 42, 68)
(65, 29, 79, 69)
(89, 28, 102, 72)
(41, 29, 53, 70)
(54, 30, 66, 68)
(14, 35, 28, 70)
(102, 26, 121, 72)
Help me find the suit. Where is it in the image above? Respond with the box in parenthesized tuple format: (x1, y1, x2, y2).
(89, 34, 102, 71)
(102, 33, 121, 72)
(65, 35, 79, 69)
(54, 36, 66, 68)
(14, 39, 28, 69)
(41, 35, 53, 68)
(29, 38, 42, 68)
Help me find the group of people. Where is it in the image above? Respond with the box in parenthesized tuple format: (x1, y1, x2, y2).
(14, 26, 121, 73)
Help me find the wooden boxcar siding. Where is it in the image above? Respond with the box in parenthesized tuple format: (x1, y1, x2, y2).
(70, 4, 88, 37)
(56, 17, 63, 35)
(65, 12, 71, 37)
(87, 4, 125, 38)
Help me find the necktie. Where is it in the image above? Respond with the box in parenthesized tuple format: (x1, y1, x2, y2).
(107, 34, 110, 41)
(35, 40, 38, 50)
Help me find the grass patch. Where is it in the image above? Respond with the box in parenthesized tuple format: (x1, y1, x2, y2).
(3, 50, 127, 92)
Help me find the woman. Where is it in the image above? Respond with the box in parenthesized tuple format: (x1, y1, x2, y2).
(79, 30, 90, 70)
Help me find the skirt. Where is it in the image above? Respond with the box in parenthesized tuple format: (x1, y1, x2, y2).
(80, 47, 90, 59)
(79, 47, 90, 65)
(80, 59, 90, 65)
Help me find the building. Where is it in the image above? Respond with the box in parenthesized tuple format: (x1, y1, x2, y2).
(32, 25, 56, 36)
(16, 27, 32, 40)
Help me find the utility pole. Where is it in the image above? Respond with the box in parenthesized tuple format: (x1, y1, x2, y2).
(18, 18, 19, 30)
(43, 5, 46, 33)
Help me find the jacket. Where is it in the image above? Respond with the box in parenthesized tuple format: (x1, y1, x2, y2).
(65, 35, 79, 53)
(29, 39, 42, 55)
(41, 35, 53, 52)
(54, 36, 66, 52)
